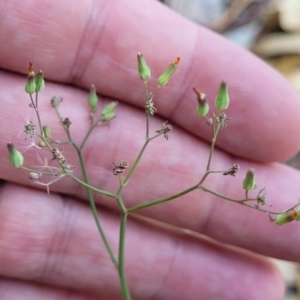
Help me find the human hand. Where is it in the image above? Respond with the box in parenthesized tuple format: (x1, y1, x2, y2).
(1, 1, 300, 299)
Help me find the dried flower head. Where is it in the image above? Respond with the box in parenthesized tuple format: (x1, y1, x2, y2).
(223, 164, 240, 176)
(156, 121, 172, 140)
(111, 160, 129, 175)
(145, 94, 157, 118)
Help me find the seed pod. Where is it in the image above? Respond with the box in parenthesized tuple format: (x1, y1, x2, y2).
(7, 142, 24, 168)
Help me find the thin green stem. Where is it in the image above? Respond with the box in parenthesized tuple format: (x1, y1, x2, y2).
(198, 171, 211, 186)
(112, 169, 127, 214)
(127, 184, 198, 213)
(206, 121, 222, 171)
(122, 133, 161, 187)
(197, 170, 226, 186)
(80, 121, 102, 150)
(76, 146, 118, 266)
(118, 212, 132, 300)
(21, 166, 40, 173)
(52, 105, 72, 140)
(123, 140, 150, 186)
(144, 81, 150, 140)
(199, 185, 285, 215)
(245, 190, 249, 199)
(52, 105, 118, 264)
(29, 93, 43, 136)
(21, 166, 61, 177)
(70, 176, 116, 198)
(49, 140, 71, 146)
(53, 105, 63, 122)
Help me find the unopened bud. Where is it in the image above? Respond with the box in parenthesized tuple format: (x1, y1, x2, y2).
(102, 112, 116, 123)
(35, 71, 45, 92)
(215, 81, 229, 111)
(193, 88, 209, 117)
(25, 62, 36, 94)
(275, 210, 299, 225)
(88, 85, 98, 111)
(7, 142, 24, 168)
(243, 169, 257, 190)
(102, 102, 117, 116)
(137, 53, 151, 81)
(157, 57, 180, 88)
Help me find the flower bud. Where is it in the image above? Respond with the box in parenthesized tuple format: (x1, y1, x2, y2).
(102, 102, 117, 116)
(25, 76, 36, 94)
(25, 62, 36, 94)
(243, 169, 257, 190)
(157, 57, 180, 88)
(88, 85, 98, 111)
(42, 125, 51, 138)
(137, 53, 151, 81)
(7, 142, 24, 168)
(193, 88, 209, 117)
(102, 112, 116, 123)
(215, 81, 229, 111)
(275, 210, 298, 225)
(35, 71, 45, 92)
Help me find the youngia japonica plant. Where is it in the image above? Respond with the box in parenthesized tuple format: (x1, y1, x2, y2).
(7, 54, 300, 300)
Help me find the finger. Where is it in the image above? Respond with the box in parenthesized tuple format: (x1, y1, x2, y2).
(0, 0, 299, 161)
(0, 278, 108, 300)
(1, 73, 300, 261)
(0, 182, 284, 300)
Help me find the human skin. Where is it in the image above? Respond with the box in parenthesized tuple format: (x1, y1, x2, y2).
(1, 0, 300, 299)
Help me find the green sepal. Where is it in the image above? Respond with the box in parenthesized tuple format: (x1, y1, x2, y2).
(25, 76, 36, 94)
(196, 103, 209, 117)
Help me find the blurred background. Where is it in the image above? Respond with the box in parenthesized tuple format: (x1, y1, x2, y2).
(158, 0, 300, 299)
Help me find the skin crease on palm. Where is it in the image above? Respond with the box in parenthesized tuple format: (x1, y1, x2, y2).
(1, 0, 300, 299)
